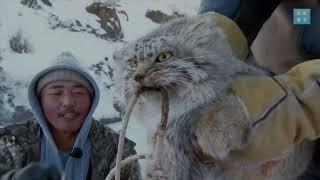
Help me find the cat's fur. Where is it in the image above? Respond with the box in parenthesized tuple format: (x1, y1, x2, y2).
(113, 12, 314, 180)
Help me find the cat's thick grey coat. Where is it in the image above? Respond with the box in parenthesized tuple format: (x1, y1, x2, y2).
(113, 12, 314, 180)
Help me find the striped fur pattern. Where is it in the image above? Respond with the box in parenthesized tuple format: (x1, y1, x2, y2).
(113, 12, 314, 180)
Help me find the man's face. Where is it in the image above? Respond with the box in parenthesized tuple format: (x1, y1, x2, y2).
(40, 80, 92, 134)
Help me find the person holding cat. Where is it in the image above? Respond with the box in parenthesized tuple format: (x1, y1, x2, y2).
(195, 0, 320, 176)
(199, 0, 320, 73)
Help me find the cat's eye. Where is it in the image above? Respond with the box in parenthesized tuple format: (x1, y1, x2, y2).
(128, 58, 138, 68)
(156, 52, 173, 62)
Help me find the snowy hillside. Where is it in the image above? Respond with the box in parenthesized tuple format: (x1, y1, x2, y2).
(0, 0, 200, 170)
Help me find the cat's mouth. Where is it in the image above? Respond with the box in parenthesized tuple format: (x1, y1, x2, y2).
(133, 81, 161, 93)
(133, 85, 162, 98)
(140, 86, 160, 92)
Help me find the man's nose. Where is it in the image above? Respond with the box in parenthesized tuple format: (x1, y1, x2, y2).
(61, 94, 76, 107)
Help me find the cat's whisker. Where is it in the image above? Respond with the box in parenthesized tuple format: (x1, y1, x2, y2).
(159, 71, 194, 82)
(164, 73, 195, 83)
(166, 79, 193, 89)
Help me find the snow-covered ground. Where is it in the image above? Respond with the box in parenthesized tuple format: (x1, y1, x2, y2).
(0, 0, 200, 172)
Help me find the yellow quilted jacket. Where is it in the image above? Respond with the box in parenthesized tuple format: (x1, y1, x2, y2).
(193, 12, 320, 167)
(205, 12, 320, 163)
(229, 59, 320, 163)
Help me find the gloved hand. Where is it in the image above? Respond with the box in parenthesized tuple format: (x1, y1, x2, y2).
(2, 162, 62, 180)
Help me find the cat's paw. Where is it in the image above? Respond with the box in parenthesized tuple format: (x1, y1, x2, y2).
(194, 96, 250, 160)
(145, 169, 168, 180)
(144, 155, 169, 180)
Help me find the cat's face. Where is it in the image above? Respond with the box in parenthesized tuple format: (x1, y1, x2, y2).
(114, 36, 215, 100)
(113, 13, 246, 107)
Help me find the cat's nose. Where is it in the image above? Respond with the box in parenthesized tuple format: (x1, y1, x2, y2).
(134, 73, 145, 81)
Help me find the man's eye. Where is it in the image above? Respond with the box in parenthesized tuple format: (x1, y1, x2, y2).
(73, 90, 88, 95)
(49, 92, 61, 95)
(75, 92, 86, 94)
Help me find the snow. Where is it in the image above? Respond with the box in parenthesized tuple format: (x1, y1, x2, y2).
(0, 0, 200, 173)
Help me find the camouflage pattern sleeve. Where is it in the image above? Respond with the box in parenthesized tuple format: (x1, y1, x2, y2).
(109, 141, 142, 180)
(0, 127, 25, 178)
(0, 170, 17, 180)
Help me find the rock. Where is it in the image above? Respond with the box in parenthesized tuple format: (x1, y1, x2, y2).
(9, 30, 34, 54)
(41, 0, 52, 7)
(21, 0, 41, 9)
(48, 14, 107, 40)
(112, 99, 124, 116)
(9, 106, 34, 123)
(48, 14, 60, 29)
(46, 3, 127, 41)
(90, 60, 114, 89)
(0, 86, 15, 124)
(0, 69, 28, 124)
(145, 10, 184, 24)
(99, 116, 122, 125)
(75, 20, 82, 26)
(0, 107, 12, 124)
(106, 65, 114, 80)
(0, 85, 15, 109)
(90, 61, 105, 76)
(86, 2, 123, 41)
(118, 10, 129, 21)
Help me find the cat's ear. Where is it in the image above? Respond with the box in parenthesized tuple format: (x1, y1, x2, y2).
(182, 12, 249, 60)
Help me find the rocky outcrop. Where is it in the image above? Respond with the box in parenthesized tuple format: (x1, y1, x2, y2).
(48, 3, 127, 42)
(86, 3, 124, 41)
(21, 1, 126, 41)
(9, 30, 34, 54)
(112, 98, 124, 116)
(20, 0, 51, 8)
(99, 116, 122, 125)
(0, 72, 15, 124)
(48, 14, 106, 38)
(20, 0, 41, 9)
(145, 10, 183, 24)
(9, 106, 34, 124)
(0, 86, 14, 108)
(41, 0, 52, 7)
(0, 67, 29, 124)
(90, 58, 114, 89)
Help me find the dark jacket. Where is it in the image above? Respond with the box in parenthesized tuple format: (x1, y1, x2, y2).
(0, 119, 141, 180)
